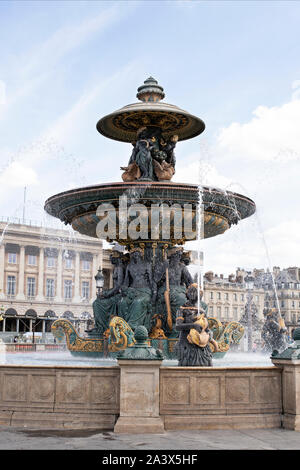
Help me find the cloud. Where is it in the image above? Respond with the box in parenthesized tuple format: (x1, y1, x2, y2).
(0, 161, 38, 188)
(216, 98, 300, 163)
(21, 5, 120, 79)
(174, 156, 232, 188)
(0, 4, 124, 116)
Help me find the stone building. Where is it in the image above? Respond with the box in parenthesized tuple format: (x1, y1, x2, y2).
(253, 266, 300, 336)
(202, 269, 265, 324)
(202, 265, 300, 346)
(0, 219, 113, 341)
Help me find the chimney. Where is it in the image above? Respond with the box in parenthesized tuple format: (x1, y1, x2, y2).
(204, 271, 214, 282)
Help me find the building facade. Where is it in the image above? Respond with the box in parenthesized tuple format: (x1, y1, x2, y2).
(253, 266, 300, 336)
(0, 219, 113, 341)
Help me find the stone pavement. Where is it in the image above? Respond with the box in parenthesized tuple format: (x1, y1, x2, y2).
(0, 426, 299, 451)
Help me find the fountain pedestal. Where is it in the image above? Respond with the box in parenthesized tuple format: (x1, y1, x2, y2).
(114, 326, 164, 433)
(271, 327, 300, 431)
(114, 360, 164, 434)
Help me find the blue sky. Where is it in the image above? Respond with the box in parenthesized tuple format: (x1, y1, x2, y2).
(0, 0, 300, 273)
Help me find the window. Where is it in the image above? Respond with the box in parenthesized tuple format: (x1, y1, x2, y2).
(225, 307, 229, 316)
(281, 301, 285, 308)
(28, 255, 37, 266)
(7, 275, 16, 295)
(233, 293, 237, 301)
(210, 292, 213, 299)
(241, 294, 244, 301)
(209, 306, 213, 315)
(8, 252, 17, 264)
(217, 306, 221, 316)
(82, 260, 90, 271)
(65, 258, 73, 269)
(27, 277, 36, 297)
(46, 278, 55, 298)
(233, 307, 238, 319)
(47, 256, 55, 268)
(64, 280, 72, 299)
(217, 292, 221, 300)
(82, 281, 90, 300)
(225, 293, 229, 301)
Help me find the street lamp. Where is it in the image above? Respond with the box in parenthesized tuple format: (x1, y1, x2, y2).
(32, 318, 36, 345)
(95, 268, 105, 298)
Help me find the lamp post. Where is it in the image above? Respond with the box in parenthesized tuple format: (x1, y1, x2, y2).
(32, 317, 36, 350)
(95, 267, 105, 298)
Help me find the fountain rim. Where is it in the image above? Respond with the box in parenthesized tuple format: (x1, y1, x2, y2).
(44, 181, 256, 209)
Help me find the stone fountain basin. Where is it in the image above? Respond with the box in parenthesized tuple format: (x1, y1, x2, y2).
(44, 181, 256, 241)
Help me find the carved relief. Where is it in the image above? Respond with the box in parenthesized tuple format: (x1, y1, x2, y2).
(30, 375, 55, 402)
(90, 378, 116, 404)
(225, 377, 250, 404)
(195, 377, 220, 405)
(3, 374, 27, 402)
(254, 376, 281, 404)
(163, 377, 190, 405)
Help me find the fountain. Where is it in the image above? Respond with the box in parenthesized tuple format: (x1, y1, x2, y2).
(3, 78, 300, 433)
(45, 77, 254, 358)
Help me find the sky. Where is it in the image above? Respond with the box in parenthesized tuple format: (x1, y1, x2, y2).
(0, 0, 300, 275)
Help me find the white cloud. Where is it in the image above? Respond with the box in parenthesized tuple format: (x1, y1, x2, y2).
(217, 99, 300, 163)
(21, 6, 120, 79)
(0, 4, 124, 117)
(174, 157, 232, 188)
(0, 161, 38, 188)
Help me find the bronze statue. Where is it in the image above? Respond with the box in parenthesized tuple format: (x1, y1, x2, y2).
(118, 247, 154, 332)
(154, 247, 193, 334)
(122, 128, 178, 182)
(175, 284, 218, 366)
(89, 251, 124, 336)
(261, 308, 288, 354)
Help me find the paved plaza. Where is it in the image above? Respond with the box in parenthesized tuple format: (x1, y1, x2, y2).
(0, 426, 299, 451)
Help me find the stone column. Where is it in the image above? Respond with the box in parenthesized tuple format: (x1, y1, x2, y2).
(114, 326, 164, 434)
(0, 244, 4, 298)
(36, 247, 44, 301)
(272, 328, 300, 431)
(55, 249, 62, 302)
(115, 360, 164, 433)
(272, 358, 300, 431)
(74, 252, 80, 302)
(17, 245, 25, 300)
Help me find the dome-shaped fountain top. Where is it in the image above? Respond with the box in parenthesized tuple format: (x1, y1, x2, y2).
(96, 76, 205, 143)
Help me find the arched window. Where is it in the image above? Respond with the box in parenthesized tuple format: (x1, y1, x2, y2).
(62, 311, 74, 320)
(80, 311, 92, 320)
(44, 310, 56, 318)
(5, 308, 17, 316)
(25, 309, 37, 317)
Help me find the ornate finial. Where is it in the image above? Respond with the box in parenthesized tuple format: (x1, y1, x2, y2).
(136, 76, 165, 102)
(117, 325, 164, 360)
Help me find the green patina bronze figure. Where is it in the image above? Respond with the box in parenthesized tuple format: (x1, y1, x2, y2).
(118, 247, 154, 332)
(88, 251, 124, 337)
